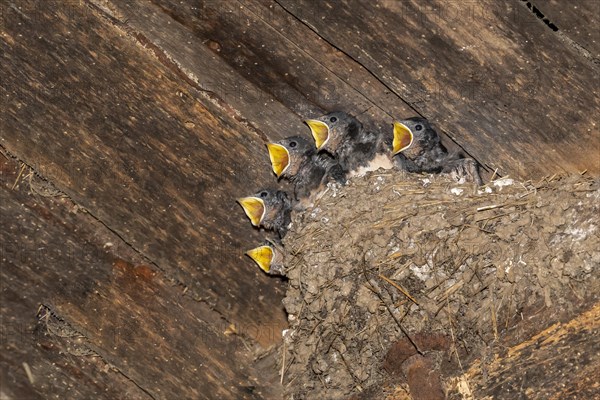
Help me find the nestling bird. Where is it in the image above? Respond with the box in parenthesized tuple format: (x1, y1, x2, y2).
(237, 189, 292, 239)
(266, 135, 344, 201)
(392, 117, 483, 185)
(392, 117, 448, 173)
(245, 239, 286, 276)
(305, 111, 394, 177)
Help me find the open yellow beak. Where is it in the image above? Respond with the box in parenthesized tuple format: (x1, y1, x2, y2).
(237, 197, 265, 226)
(392, 121, 414, 155)
(246, 245, 274, 273)
(266, 143, 290, 177)
(305, 119, 330, 149)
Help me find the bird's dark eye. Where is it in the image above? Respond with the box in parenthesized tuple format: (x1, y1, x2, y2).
(330, 116, 337, 123)
(259, 191, 268, 198)
(289, 141, 297, 148)
(415, 124, 423, 131)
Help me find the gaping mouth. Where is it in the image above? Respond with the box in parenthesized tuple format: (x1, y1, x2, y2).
(246, 245, 274, 273)
(237, 197, 265, 226)
(392, 121, 414, 155)
(305, 119, 330, 150)
(266, 143, 291, 178)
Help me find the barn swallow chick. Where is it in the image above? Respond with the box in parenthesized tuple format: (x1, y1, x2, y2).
(267, 136, 345, 201)
(305, 111, 392, 176)
(237, 189, 292, 239)
(393, 117, 483, 184)
(245, 239, 286, 276)
(392, 117, 448, 173)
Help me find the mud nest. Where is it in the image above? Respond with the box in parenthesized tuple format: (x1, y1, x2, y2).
(278, 171, 599, 399)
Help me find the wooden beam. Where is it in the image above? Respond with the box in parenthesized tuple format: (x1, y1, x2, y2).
(274, 0, 600, 178)
(457, 303, 600, 398)
(99, 0, 472, 159)
(93, 0, 413, 134)
(535, 0, 600, 58)
(0, 154, 279, 399)
(1, 0, 287, 338)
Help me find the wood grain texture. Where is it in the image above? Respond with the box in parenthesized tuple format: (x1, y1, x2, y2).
(535, 0, 600, 58)
(0, 154, 278, 399)
(275, 0, 600, 178)
(1, 0, 599, 397)
(99, 0, 412, 135)
(102, 0, 470, 159)
(1, 0, 287, 342)
(461, 302, 600, 399)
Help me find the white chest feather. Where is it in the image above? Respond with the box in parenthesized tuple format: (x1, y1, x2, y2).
(348, 153, 394, 178)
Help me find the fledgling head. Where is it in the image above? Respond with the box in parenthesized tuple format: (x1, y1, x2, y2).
(305, 111, 362, 155)
(237, 189, 280, 227)
(392, 117, 440, 159)
(245, 239, 286, 275)
(237, 189, 291, 236)
(266, 136, 314, 179)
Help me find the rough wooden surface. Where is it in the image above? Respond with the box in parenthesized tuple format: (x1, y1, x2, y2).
(535, 0, 600, 59)
(358, 291, 600, 400)
(275, 0, 600, 177)
(2, 0, 599, 398)
(0, 154, 279, 399)
(1, 0, 287, 343)
(97, 0, 412, 138)
(97, 0, 600, 178)
(458, 302, 600, 399)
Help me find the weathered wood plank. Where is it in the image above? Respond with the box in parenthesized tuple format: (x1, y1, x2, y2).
(535, 0, 600, 59)
(1, 230, 151, 400)
(95, 0, 410, 133)
(0, 154, 279, 399)
(1, 0, 287, 340)
(100, 0, 473, 160)
(0, 290, 152, 400)
(275, 0, 600, 178)
(458, 302, 600, 399)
